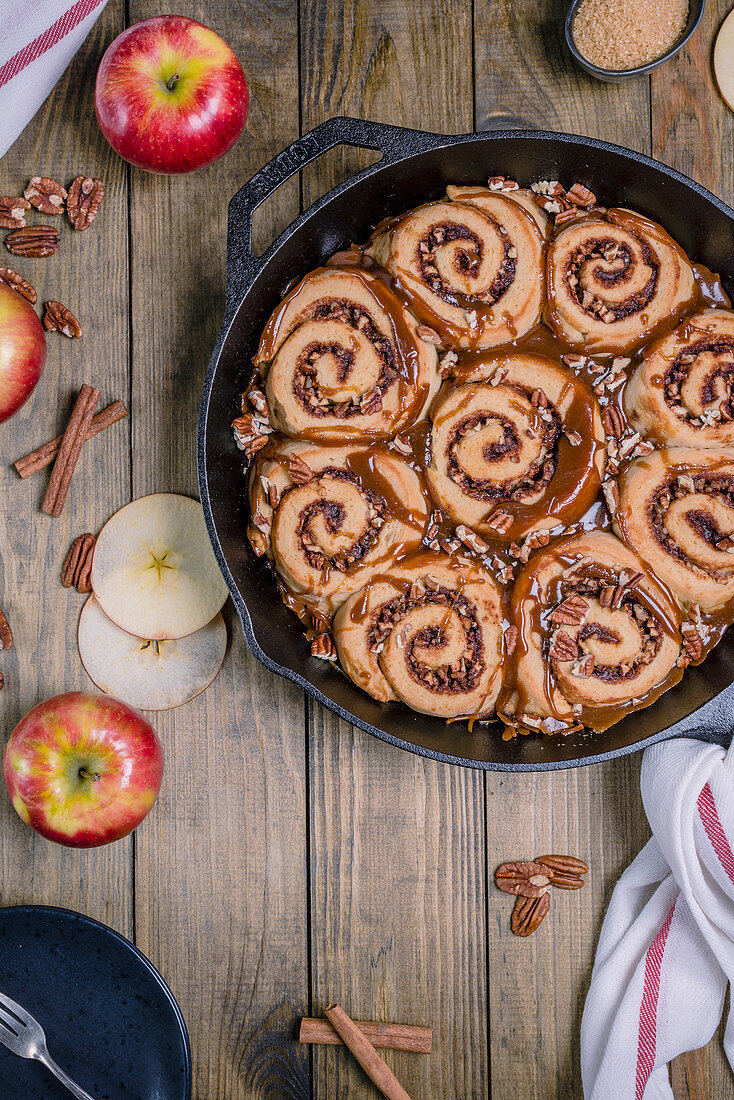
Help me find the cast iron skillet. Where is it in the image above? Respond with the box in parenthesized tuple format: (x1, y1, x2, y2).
(198, 116, 734, 771)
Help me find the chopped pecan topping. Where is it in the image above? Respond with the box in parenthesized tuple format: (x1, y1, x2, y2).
(24, 176, 67, 214)
(43, 300, 82, 338)
(5, 224, 59, 257)
(549, 594, 589, 625)
(505, 625, 518, 656)
(602, 480, 620, 515)
(289, 453, 314, 484)
(61, 533, 96, 592)
(681, 620, 704, 661)
(602, 405, 625, 438)
(530, 388, 548, 408)
(361, 387, 383, 414)
(537, 854, 588, 889)
(495, 860, 551, 898)
(67, 176, 104, 230)
(0, 609, 12, 650)
(486, 509, 513, 534)
(311, 632, 337, 660)
(417, 324, 442, 345)
(549, 630, 579, 662)
(0, 266, 36, 302)
(455, 524, 489, 555)
(0, 196, 30, 229)
(565, 183, 597, 208)
(390, 434, 412, 457)
(511, 893, 550, 937)
(248, 388, 269, 417)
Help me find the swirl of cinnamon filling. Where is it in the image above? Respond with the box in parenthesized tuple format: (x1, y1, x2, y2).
(247, 439, 430, 613)
(255, 267, 440, 440)
(364, 186, 548, 349)
(547, 209, 694, 353)
(615, 449, 734, 609)
(500, 531, 683, 734)
(425, 353, 606, 541)
(333, 553, 504, 719)
(625, 311, 734, 447)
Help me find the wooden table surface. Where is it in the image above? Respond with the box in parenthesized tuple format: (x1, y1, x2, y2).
(1, 1, 733, 1097)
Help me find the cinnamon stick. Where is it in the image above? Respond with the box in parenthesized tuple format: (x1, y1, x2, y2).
(14, 400, 127, 479)
(41, 384, 100, 517)
(323, 1004, 414, 1100)
(299, 1017, 432, 1053)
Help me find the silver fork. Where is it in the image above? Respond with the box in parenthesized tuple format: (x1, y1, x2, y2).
(0, 989, 96, 1099)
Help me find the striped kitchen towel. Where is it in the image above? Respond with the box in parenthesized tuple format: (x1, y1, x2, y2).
(581, 735, 734, 1098)
(0, 0, 108, 159)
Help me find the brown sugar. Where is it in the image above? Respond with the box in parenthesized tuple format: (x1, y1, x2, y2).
(572, 0, 689, 70)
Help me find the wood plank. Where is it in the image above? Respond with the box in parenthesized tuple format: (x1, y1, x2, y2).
(126, 2, 309, 1097)
(0, 1, 132, 934)
(299, 3, 486, 1098)
(472, 3, 652, 1097)
(652, 4, 734, 1095)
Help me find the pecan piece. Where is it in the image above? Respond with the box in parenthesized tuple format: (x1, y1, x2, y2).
(0, 196, 30, 229)
(566, 183, 597, 208)
(511, 893, 550, 937)
(549, 630, 580, 662)
(455, 523, 489, 555)
(602, 405, 625, 438)
(537, 854, 588, 889)
(505, 625, 518, 656)
(681, 620, 704, 662)
(0, 266, 36, 302)
(43, 300, 82, 338)
(289, 453, 314, 484)
(311, 633, 337, 660)
(6, 225, 59, 257)
(67, 176, 104, 230)
(24, 176, 67, 215)
(62, 533, 96, 592)
(417, 324, 442, 345)
(495, 860, 551, 898)
(486, 509, 514, 534)
(549, 594, 589, 625)
(0, 609, 12, 650)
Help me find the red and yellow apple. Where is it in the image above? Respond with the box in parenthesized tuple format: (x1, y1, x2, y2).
(3, 691, 163, 848)
(0, 281, 46, 423)
(94, 15, 249, 174)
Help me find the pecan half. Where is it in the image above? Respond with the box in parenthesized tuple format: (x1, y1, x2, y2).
(549, 594, 589, 625)
(0, 610, 12, 650)
(0, 266, 36, 302)
(311, 633, 337, 660)
(537, 854, 588, 889)
(67, 176, 104, 230)
(566, 183, 597, 208)
(455, 524, 489, 555)
(62, 533, 96, 592)
(289, 453, 314, 484)
(549, 630, 580, 662)
(0, 196, 30, 229)
(6, 225, 59, 257)
(417, 324, 442, 345)
(43, 300, 82, 338)
(495, 860, 551, 898)
(505, 625, 519, 655)
(511, 893, 550, 937)
(602, 405, 625, 438)
(681, 620, 704, 662)
(24, 176, 67, 215)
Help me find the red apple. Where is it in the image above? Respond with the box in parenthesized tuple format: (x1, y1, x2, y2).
(94, 15, 249, 174)
(4, 691, 163, 848)
(0, 281, 46, 423)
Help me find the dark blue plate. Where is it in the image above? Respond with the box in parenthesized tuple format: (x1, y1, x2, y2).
(0, 905, 191, 1100)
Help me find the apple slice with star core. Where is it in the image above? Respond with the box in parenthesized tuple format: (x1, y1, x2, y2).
(91, 493, 228, 640)
(78, 596, 227, 711)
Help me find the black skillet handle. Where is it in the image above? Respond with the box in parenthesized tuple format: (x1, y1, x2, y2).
(225, 116, 445, 313)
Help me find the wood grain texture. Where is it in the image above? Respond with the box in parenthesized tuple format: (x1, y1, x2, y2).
(472, 3, 654, 1098)
(299, 4, 486, 1098)
(0, 1, 132, 934)
(126, 2, 309, 1098)
(651, 4, 734, 1095)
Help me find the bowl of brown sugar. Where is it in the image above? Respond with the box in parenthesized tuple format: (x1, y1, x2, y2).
(565, 0, 705, 81)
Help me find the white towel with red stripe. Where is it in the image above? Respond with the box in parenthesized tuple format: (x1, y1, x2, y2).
(581, 735, 734, 1098)
(0, 0, 108, 159)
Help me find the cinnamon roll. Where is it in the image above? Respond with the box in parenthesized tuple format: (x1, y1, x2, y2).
(547, 209, 695, 353)
(502, 531, 683, 733)
(333, 552, 505, 719)
(624, 311, 734, 447)
(615, 449, 734, 609)
(425, 353, 606, 541)
(254, 267, 440, 440)
(248, 439, 430, 612)
(365, 186, 548, 349)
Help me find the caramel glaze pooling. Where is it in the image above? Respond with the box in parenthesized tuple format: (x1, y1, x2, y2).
(243, 191, 734, 737)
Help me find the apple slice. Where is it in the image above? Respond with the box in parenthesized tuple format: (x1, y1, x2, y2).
(91, 493, 228, 640)
(715, 10, 734, 113)
(78, 596, 227, 710)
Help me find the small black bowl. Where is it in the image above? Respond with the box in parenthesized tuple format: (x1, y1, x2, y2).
(565, 0, 706, 82)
